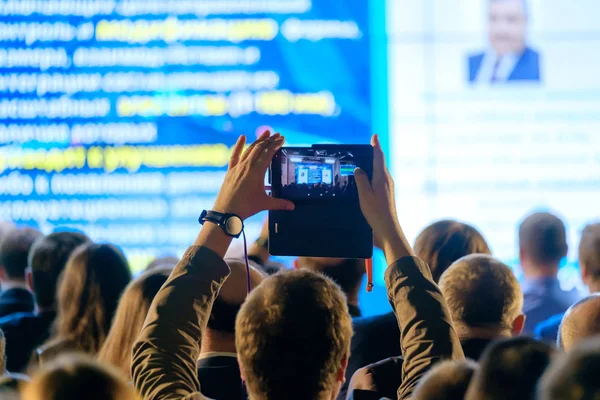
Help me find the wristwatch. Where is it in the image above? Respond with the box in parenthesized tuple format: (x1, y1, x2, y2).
(199, 210, 244, 238)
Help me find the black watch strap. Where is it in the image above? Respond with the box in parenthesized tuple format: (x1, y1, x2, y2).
(199, 210, 244, 238)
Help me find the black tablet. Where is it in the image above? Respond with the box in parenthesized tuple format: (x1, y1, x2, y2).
(269, 145, 373, 258)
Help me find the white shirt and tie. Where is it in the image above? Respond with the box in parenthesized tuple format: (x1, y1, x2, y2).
(475, 52, 520, 84)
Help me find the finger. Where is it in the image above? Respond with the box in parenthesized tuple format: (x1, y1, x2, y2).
(241, 130, 272, 162)
(354, 167, 374, 206)
(247, 133, 281, 164)
(371, 134, 387, 181)
(256, 135, 285, 168)
(265, 196, 295, 211)
(228, 135, 246, 170)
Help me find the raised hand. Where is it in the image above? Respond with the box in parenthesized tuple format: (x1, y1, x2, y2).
(213, 131, 295, 220)
(354, 134, 414, 263)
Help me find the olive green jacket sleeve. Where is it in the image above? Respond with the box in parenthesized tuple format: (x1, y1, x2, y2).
(131, 246, 231, 400)
(385, 257, 464, 400)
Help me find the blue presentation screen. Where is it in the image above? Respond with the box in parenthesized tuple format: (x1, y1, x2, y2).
(0, 1, 379, 271)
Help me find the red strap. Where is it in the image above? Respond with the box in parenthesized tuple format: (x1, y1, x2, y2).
(365, 258, 373, 292)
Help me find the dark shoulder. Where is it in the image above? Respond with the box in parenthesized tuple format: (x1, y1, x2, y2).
(0, 312, 35, 330)
(353, 312, 397, 332)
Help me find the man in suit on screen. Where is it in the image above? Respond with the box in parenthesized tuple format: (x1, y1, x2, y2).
(469, 0, 541, 84)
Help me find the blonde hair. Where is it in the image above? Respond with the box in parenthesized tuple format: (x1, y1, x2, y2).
(98, 268, 170, 379)
(22, 354, 139, 400)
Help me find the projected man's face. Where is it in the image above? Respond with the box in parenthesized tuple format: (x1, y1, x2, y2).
(488, 0, 527, 56)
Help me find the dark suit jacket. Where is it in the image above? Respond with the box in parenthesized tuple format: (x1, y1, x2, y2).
(0, 310, 56, 373)
(534, 312, 564, 344)
(468, 47, 541, 83)
(347, 337, 493, 399)
(339, 312, 400, 399)
(0, 288, 34, 319)
(197, 355, 245, 400)
(131, 247, 463, 400)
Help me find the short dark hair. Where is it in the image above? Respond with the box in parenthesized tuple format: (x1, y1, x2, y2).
(539, 337, 600, 400)
(0, 227, 43, 280)
(28, 232, 91, 309)
(439, 254, 522, 332)
(579, 223, 600, 278)
(466, 337, 554, 400)
(297, 258, 365, 299)
(414, 220, 491, 283)
(519, 212, 567, 266)
(236, 270, 353, 400)
(414, 359, 478, 400)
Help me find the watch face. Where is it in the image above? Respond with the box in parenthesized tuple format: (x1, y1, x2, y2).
(225, 215, 244, 236)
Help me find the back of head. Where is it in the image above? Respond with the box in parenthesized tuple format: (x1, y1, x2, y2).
(54, 243, 132, 354)
(539, 336, 600, 400)
(206, 260, 264, 336)
(236, 270, 353, 400)
(296, 257, 365, 301)
(579, 222, 600, 286)
(519, 212, 567, 268)
(413, 359, 478, 400)
(439, 254, 523, 335)
(414, 220, 491, 283)
(29, 231, 90, 309)
(22, 354, 138, 400)
(0, 227, 43, 281)
(558, 294, 600, 351)
(466, 337, 554, 400)
(98, 268, 170, 379)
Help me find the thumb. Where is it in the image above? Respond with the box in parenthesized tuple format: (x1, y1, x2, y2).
(265, 196, 295, 211)
(354, 168, 374, 210)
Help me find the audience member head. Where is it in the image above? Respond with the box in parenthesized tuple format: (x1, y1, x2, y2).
(0, 222, 15, 243)
(144, 255, 179, 272)
(439, 254, 524, 339)
(98, 268, 170, 379)
(0, 227, 43, 286)
(295, 258, 365, 311)
(22, 354, 138, 400)
(466, 337, 554, 400)
(539, 336, 600, 400)
(558, 293, 600, 351)
(52, 243, 132, 355)
(413, 220, 491, 283)
(28, 232, 91, 311)
(202, 260, 264, 354)
(519, 212, 568, 278)
(413, 359, 478, 400)
(579, 222, 600, 292)
(236, 270, 353, 400)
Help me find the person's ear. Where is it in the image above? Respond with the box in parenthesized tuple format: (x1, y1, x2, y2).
(26, 269, 34, 292)
(511, 314, 526, 336)
(293, 259, 300, 270)
(336, 357, 348, 383)
(0, 266, 6, 282)
(563, 244, 569, 259)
